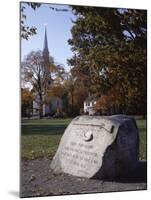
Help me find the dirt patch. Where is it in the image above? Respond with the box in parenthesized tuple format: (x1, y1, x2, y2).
(20, 158, 147, 198)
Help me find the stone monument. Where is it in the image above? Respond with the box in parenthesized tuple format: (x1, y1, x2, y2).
(50, 115, 139, 180)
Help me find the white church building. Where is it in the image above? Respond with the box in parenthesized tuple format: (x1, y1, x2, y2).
(33, 27, 62, 117)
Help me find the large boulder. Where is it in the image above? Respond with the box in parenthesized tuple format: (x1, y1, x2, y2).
(50, 115, 139, 180)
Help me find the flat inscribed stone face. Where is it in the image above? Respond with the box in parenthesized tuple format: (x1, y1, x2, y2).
(50, 116, 120, 178)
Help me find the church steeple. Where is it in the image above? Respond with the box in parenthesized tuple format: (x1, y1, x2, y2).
(43, 26, 49, 56)
(42, 25, 52, 86)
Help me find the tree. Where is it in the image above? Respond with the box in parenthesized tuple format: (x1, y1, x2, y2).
(68, 6, 147, 115)
(21, 3, 69, 40)
(21, 88, 33, 117)
(73, 81, 88, 115)
(22, 50, 55, 118)
(21, 2, 41, 40)
(22, 50, 67, 118)
(63, 73, 76, 116)
(63, 72, 88, 116)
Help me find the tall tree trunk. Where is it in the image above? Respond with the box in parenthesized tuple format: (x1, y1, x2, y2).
(39, 92, 43, 119)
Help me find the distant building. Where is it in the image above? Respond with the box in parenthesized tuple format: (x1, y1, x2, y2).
(33, 27, 62, 117)
(84, 96, 97, 115)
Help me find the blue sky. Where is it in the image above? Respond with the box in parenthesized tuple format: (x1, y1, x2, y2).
(21, 3, 76, 71)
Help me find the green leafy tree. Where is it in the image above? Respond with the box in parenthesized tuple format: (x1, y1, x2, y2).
(68, 6, 147, 115)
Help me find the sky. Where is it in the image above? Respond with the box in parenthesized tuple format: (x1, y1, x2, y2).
(21, 3, 76, 71)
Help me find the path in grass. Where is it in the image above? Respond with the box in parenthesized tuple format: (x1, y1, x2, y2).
(21, 118, 146, 160)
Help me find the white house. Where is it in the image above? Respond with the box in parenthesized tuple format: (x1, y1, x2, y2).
(84, 97, 97, 115)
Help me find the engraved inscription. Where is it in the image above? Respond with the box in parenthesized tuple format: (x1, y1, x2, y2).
(72, 125, 101, 140)
(51, 115, 139, 179)
(60, 140, 99, 173)
(57, 123, 112, 176)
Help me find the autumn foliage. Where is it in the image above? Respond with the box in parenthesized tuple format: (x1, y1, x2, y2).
(68, 7, 147, 115)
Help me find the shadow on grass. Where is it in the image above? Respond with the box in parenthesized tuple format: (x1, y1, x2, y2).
(21, 124, 67, 136)
(93, 161, 147, 184)
(138, 127, 147, 133)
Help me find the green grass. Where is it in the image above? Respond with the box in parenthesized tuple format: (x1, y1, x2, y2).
(21, 118, 147, 160)
(21, 118, 72, 160)
(136, 119, 147, 160)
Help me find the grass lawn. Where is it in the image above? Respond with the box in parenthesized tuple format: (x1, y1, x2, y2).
(136, 119, 147, 160)
(21, 118, 147, 160)
(21, 118, 72, 160)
